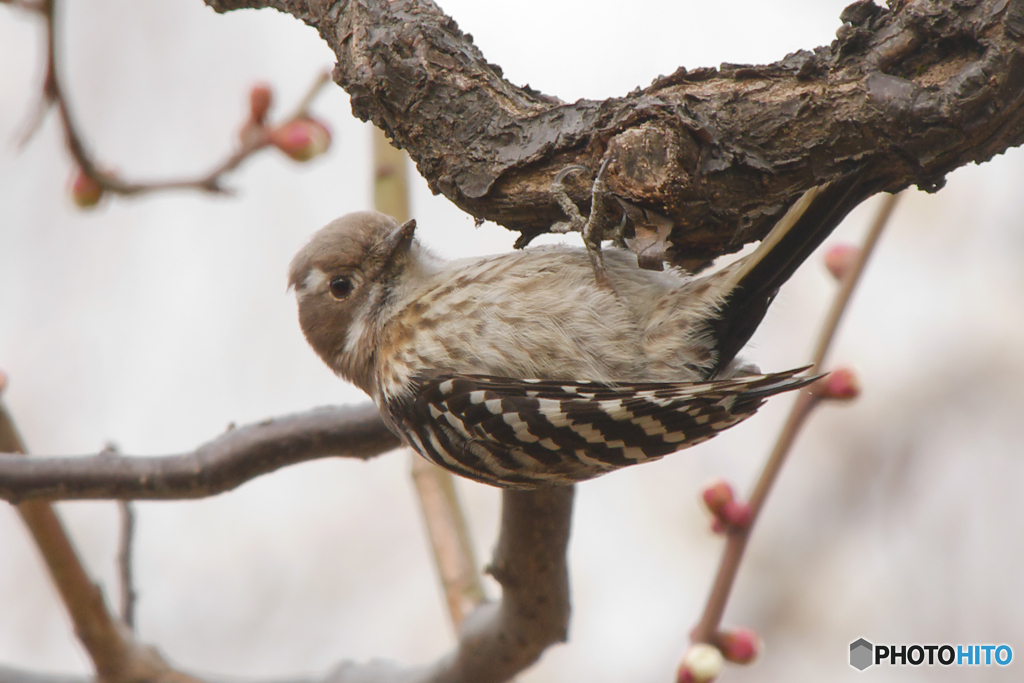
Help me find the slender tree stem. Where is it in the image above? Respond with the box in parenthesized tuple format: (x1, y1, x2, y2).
(691, 192, 902, 645)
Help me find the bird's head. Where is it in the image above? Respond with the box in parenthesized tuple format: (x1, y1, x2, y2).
(288, 211, 417, 393)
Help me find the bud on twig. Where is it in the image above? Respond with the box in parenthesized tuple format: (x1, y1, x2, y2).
(249, 83, 273, 124)
(702, 480, 752, 533)
(270, 117, 332, 161)
(719, 500, 752, 528)
(716, 628, 761, 664)
(239, 83, 275, 147)
(677, 643, 724, 683)
(824, 243, 860, 281)
(810, 367, 861, 401)
(70, 168, 103, 208)
(702, 480, 734, 515)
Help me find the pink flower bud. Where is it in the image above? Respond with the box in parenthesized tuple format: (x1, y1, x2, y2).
(270, 117, 332, 162)
(811, 367, 861, 401)
(824, 243, 859, 281)
(249, 83, 273, 124)
(702, 480, 750, 532)
(720, 500, 753, 529)
(70, 168, 103, 208)
(701, 480, 734, 516)
(717, 628, 761, 664)
(677, 643, 724, 683)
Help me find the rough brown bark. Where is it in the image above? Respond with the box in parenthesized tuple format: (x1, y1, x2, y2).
(208, 0, 1024, 268)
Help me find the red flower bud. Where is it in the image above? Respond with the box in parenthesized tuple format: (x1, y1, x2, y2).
(270, 117, 332, 162)
(717, 628, 761, 664)
(701, 480, 734, 516)
(702, 480, 750, 532)
(811, 367, 861, 401)
(70, 168, 104, 208)
(824, 243, 859, 281)
(720, 500, 752, 529)
(249, 83, 273, 124)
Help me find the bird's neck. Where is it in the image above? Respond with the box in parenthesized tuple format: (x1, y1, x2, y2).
(337, 243, 446, 399)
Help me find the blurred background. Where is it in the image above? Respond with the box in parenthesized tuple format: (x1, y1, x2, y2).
(0, 0, 1022, 681)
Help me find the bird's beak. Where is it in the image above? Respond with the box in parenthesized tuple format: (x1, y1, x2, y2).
(382, 219, 417, 262)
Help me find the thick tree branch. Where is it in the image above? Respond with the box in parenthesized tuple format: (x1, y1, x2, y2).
(207, 0, 1024, 268)
(325, 487, 573, 683)
(3, 373, 570, 683)
(0, 489, 573, 683)
(0, 403, 400, 502)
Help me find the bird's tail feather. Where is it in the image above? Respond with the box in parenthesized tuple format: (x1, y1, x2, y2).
(711, 174, 884, 375)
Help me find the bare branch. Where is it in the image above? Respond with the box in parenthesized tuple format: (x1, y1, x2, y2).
(93, 443, 140, 630)
(14, 0, 332, 198)
(0, 664, 88, 683)
(1, 400, 205, 682)
(206, 0, 1024, 268)
(411, 456, 488, 629)
(3, 371, 566, 682)
(690, 192, 903, 646)
(0, 403, 400, 502)
(0, 664, 318, 683)
(326, 487, 574, 683)
(807, 193, 902, 370)
(117, 498, 137, 630)
(0, 486, 572, 683)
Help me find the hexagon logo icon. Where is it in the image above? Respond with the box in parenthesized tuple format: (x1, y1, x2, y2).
(850, 638, 874, 670)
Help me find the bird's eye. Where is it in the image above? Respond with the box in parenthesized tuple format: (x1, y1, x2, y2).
(329, 276, 353, 299)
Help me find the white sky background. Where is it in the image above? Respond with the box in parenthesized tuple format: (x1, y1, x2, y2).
(1, 1, 1023, 682)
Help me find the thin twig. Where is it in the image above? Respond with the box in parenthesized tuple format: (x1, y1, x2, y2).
(410, 457, 488, 628)
(17, 0, 331, 196)
(287, 70, 332, 121)
(12, 0, 57, 150)
(99, 443, 140, 630)
(117, 499, 136, 629)
(806, 194, 900, 372)
(691, 192, 902, 645)
(97, 442, 139, 629)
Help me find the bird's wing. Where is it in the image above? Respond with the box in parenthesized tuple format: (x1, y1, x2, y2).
(391, 368, 815, 487)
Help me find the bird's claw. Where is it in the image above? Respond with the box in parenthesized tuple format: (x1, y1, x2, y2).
(550, 157, 617, 290)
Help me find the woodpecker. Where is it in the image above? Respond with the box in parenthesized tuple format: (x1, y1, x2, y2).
(289, 175, 871, 487)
